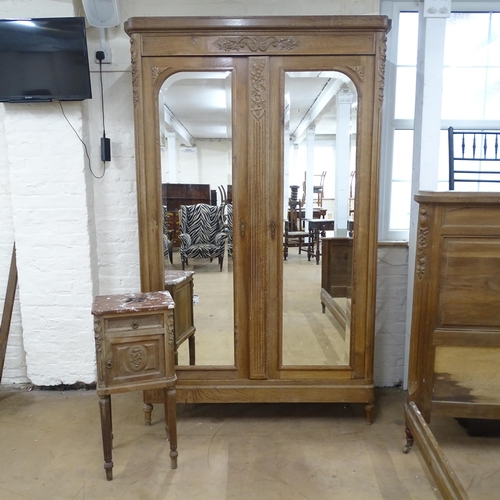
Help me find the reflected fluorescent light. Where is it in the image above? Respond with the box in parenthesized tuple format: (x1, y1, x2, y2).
(13, 20, 36, 27)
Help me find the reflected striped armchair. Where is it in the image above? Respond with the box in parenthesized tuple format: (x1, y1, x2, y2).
(179, 203, 228, 271)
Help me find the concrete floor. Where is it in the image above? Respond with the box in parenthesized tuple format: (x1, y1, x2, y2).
(1, 386, 499, 499)
(2, 250, 499, 499)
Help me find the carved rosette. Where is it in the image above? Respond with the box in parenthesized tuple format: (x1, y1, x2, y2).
(250, 59, 267, 120)
(130, 37, 139, 104)
(347, 66, 365, 83)
(215, 36, 298, 53)
(128, 346, 147, 372)
(416, 208, 430, 281)
(93, 319, 102, 352)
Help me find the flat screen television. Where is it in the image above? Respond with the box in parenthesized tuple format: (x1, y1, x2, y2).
(0, 17, 92, 102)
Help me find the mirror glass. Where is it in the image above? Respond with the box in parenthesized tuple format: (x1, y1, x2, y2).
(159, 71, 234, 367)
(282, 71, 357, 366)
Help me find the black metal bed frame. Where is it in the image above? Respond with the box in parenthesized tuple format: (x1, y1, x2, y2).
(448, 126, 500, 190)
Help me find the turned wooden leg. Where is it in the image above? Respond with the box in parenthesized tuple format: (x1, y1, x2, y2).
(403, 425, 414, 454)
(189, 334, 196, 366)
(164, 387, 178, 469)
(98, 395, 113, 480)
(364, 403, 374, 425)
(321, 302, 325, 313)
(143, 402, 153, 426)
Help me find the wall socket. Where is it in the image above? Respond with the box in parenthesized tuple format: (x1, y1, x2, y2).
(95, 48, 112, 64)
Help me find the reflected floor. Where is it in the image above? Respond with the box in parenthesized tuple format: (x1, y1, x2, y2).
(170, 245, 350, 367)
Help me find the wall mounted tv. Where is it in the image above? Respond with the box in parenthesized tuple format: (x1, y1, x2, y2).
(0, 17, 92, 102)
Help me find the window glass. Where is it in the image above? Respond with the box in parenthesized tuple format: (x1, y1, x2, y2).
(395, 67, 417, 119)
(389, 130, 413, 231)
(397, 12, 419, 65)
(442, 68, 488, 119)
(444, 13, 491, 67)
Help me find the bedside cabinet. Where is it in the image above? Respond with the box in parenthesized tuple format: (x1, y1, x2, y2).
(143, 270, 196, 425)
(164, 270, 196, 365)
(91, 291, 177, 480)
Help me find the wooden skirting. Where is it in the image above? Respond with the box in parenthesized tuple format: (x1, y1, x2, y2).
(405, 402, 469, 500)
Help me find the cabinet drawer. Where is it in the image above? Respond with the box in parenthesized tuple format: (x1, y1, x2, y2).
(105, 314, 163, 333)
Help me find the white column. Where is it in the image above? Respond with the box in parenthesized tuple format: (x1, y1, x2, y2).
(404, 2, 449, 386)
(335, 92, 353, 237)
(283, 125, 291, 219)
(305, 127, 315, 221)
(166, 131, 178, 183)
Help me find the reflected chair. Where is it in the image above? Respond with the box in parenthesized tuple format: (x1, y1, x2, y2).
(313, 171, 327, 206)
(178, 203, 228, 271)
(284, 201, 310, 259)
(218, 185, 228, 206)
(224, 203, 233, 258)
(162, 205, 173, 264)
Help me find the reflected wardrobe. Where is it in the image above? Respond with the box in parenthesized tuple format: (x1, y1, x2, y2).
(125, 16, 390, 422)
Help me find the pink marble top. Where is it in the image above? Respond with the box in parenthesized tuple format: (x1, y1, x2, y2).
(91, 291, 174, 316)
(164, 269, 194, 286)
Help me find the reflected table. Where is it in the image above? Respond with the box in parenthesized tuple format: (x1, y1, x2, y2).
(307, 219, 335, 264)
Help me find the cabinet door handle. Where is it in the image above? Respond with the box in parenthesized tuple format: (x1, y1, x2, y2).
(106, 360, 113, 369)
(132, 320, 139, 329)
(240, 220, 245, 237)
(270, 221, 276, 239)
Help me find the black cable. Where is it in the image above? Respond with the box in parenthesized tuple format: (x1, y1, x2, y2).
(58, 101, 105, 179)
(98, 57, 106, 137)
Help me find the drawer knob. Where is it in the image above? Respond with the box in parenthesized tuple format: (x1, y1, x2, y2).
(132, 320, 139, 329)
(106, 360, 113, 369)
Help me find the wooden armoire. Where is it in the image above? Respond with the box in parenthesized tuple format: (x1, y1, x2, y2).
(124, 16, 390, 422)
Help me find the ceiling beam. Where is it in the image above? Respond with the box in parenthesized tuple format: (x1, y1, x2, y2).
(163, 104, 195, 147)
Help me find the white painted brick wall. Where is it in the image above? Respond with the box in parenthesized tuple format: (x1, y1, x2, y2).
(374, 243, 409, 387)
(0, 105, 29, 385)
(4, 102, 96, 386)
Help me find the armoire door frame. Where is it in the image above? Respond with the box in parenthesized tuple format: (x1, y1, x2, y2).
(125, 16, 391, 420)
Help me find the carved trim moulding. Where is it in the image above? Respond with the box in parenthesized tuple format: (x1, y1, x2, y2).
(250, 59, 267, 120)
(215, 36, 298, 53)
(416, 208, 430, 281)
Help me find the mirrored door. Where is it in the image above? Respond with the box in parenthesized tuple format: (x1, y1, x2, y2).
(282, 70, 357, 367)
(158, 69, 236, 367)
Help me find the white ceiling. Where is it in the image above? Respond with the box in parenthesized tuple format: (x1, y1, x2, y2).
(159, 70, 358, 146)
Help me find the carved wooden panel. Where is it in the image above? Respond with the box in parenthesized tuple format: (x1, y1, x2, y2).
(408, 191, 500, 423)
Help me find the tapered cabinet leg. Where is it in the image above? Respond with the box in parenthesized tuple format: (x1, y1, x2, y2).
(364, 403, 374, 425)
(99, 395, 113, 480)
(188, 334, 196, 366)
(164, 387, 178, 469)
(403, 425, 414, 454)
(143, 402, 153, 426)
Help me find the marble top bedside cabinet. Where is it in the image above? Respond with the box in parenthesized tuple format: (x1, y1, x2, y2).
(91, 291, 177, 480)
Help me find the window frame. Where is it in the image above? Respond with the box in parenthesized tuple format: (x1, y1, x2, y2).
(379, 0, 500, 242)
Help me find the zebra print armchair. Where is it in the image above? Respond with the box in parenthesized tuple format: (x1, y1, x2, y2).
(162, 205, 173, 264)
(179, 203, 228, 271)
(225, 204, 233, 258)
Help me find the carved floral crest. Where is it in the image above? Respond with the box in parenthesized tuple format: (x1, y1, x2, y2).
(250, 59, 267, 120)
(215, 36, 298, 53)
